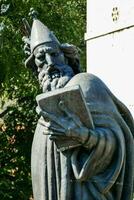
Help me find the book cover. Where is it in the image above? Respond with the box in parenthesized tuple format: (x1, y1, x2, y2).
(36, 85, 94, 151)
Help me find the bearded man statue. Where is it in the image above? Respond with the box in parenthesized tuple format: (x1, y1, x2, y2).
(23, 17, 134, 200)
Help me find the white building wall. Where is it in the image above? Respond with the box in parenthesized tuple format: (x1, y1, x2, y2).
(85, 0, 134, 116)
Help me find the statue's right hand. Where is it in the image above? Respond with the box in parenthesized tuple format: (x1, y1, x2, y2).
(36, 106, 67, 138)
(36, 106, 89, 144)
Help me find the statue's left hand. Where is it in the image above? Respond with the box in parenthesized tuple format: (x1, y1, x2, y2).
(36, 104, 89, 144)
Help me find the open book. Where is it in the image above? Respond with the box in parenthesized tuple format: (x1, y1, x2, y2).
(36, 85, 94, 151)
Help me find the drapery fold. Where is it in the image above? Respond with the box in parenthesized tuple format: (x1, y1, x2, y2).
(31, 73, 133, 200)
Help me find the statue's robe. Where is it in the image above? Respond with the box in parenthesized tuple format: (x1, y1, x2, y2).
(31, 73, 134, 200)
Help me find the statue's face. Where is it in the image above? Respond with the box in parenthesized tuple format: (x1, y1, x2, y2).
(34, 42, 65, 72)
(34, 42, 74, 92)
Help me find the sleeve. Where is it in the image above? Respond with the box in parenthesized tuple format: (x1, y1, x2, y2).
(71, 127, 116, 181)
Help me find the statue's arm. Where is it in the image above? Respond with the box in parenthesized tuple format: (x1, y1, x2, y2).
(36, 106, 116, 163)
(84, 127, 116, 171)
(71, 127, 117, 182)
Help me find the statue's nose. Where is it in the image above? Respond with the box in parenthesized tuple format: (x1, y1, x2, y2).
(46, 53, 54, 67)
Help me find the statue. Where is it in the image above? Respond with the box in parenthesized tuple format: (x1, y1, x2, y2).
(23, 16, 134, 200)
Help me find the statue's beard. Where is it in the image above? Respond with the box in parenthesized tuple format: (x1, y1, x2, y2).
(38, 64, 75, 93)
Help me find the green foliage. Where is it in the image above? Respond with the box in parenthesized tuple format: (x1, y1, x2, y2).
(0, 70, 39, 199)
(0, 0, 86, 83)
(0, 0, 86, 199)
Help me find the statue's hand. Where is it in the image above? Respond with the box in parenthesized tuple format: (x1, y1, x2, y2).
(62, 119, 89, 144)
(36, 104, 89, 144)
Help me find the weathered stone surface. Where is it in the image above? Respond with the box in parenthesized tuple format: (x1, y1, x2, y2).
(23, 16, 134, 200)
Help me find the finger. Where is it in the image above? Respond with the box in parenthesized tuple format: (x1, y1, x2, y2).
(43, 129, 63, 136)
(42, 118, 68, 134)
(42, 126, 50, 133)
(37, 107, 56, 126)
(49, 135, 58, 140)
(37, 105, 67, 129)
(36, 108, 52, 121)
(48, 125, 66, 134)
(38, 118, 66, 133)
(43, 113, 66, 129)
(49, 135, 67, 140)
(38, 118, 51, 127)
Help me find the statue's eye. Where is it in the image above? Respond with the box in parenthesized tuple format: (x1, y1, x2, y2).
(36, 53, 45, 61)
(38, 55, 45, 61)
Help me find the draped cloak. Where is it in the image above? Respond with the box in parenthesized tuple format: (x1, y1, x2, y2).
(31, 73, 134, 200)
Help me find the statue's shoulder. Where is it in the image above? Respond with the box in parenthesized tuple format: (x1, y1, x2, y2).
(66, 72, 112, 105)
(66, 72, 99, 91)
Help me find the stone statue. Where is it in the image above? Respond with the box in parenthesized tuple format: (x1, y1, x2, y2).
(23, 16, 134, 200)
